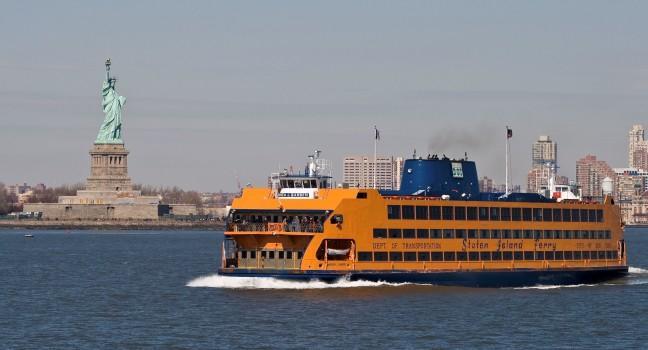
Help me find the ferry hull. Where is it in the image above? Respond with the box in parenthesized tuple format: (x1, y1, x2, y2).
(218, 267, 628, 288)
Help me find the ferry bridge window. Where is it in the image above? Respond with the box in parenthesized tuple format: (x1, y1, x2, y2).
(467, 207, 478, 220)
(455, 206, 466, 220)
(278, 251, 284, 259)
(430, 206, 441, 220)
(402, 206, 415, 219)
(491, 251, 502, 261)
(261, 251, 267, 258)
(373, 228, 387, 239)
(490, 207, 500, 221)
(562, 209, 572, 222)
(480, 252, 491, 261)
(468, 229, 477, 239)
(418, 252, 430, 261)
(404, 252, 417, 261)
(443, 229, 454, 239)
(389, 229, 402, 239)
(535, 251, 544, 260)
(479, 207, 489, 221)
(457, 252, 468, 261)
(358, 252, 372, 261)
(403, 229, 415, 239)
(431, 252, 443, 261)
(479, 229, 490, 239)
(524, 251, 534, 260)
(524, 230, 533, 239)
(564, 251, 573, 260)
(444, 252, 456, 261)
(555, 251, 564, 260)
(572, 209, 581, 222)
(596, 209, 604, 222)
(431, 229, 442, 239)
(294, 181, 302, 188)
(468, 252, 479, 261)
(501, 208, 511, 221)
(374, 252, 388, 261)
(533, 208, 543, 221)
(543, 208, 553, 222)
(521, 208, 532, 221)
(512, 207, 521, 221)
(552, 209, 562, 222)
(389, 252, 403, 261)
(503, 252, 513, 260)
(241, 251, 247, 259)
(580, 209, 589, 222)
(387, 205, 401, 220)
(442, 206, 454, 220)
(298, 251, 304, 259)
(502, 230, 511, 239)
(416, 206, 428, 220)
(574, 251, 582, 260)
(269, 251, 275, 259)
(514, 252, 523, 260)
(455, 230, 466, 239)
(285, 251, 291, 259)
(417, 229, 429, 239)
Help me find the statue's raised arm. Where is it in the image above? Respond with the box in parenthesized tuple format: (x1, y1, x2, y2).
(95, 58, 126, 144)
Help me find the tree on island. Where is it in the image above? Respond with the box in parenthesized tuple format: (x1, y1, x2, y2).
(0, 183, 19, 215)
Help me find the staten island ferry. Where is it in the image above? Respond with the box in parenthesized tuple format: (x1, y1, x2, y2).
(219, 153, 628, 287)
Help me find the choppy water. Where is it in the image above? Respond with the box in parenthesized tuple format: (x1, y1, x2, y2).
(1, 228, 647, 349)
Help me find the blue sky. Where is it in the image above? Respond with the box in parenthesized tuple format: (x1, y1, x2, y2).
(1, 1, 647, 191)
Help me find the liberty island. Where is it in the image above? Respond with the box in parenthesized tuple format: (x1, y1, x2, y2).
(95, 58, 126, 144)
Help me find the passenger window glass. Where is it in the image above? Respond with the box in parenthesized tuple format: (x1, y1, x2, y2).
(543, 208, 553, 222)
(479, 229, 490, 239)
(444, 252, 456, 261)
(572, 209, 580, 222)
(443, 229, 454, 239)
(479, 207, 489, 221)
(524, 251, 534, 260)
(387, 205, 401, 219)
(455, 229, 466, 239)
(467, 207, 477, 220)
(402, 206, 415, 219)
(389, 229, 402, 239)
(468, 252, 479, 261)
(454, 206, 466, 220)
(374, 252, 388, 261)
(415, 206, 428, 220)
(562, 209, 571, 222)
(553, 209, 562, 222)
(442, 206, 454, 220)
(402, 229, 415, 239)
(480, 252, 491, 261)
(512, 208, 521, 221)
(596, 209, 604, 222)
(404, 252, 417, 261)
(490, 207, 500, 221)
(523, 208, 532, 221)
(358, 252, 372, 261)
(431, 252, 443, 261)
(534, 208, 543, 221)
(389, 252, 403, 261)
(431, 229, 442, 239)
(456, 252, 468, 261)
(416, 229, 429, 239)
(430, 206, 441, 220)
(468, 229, 477, 239)
(418, 252, 430, 261)
(373, 228, 387, 238)
(588, 210, 596, 223)
(500, 208, 511, 221)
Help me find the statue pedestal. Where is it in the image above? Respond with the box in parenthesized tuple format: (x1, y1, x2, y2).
(86, 143, 133, 191)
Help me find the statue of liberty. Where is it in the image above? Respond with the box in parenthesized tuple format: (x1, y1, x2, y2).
(95, 58, 126, 144)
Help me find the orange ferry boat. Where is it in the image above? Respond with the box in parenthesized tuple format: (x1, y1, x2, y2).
(219, 153, 628, 287)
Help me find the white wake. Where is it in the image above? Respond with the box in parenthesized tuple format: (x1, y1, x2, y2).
(629, 266, 648, 274)
(186, 274, 410, 289)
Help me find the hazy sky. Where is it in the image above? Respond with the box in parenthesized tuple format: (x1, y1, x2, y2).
(2, 1, 648, 191)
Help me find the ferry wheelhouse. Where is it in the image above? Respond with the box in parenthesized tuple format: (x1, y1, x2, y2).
(220, 153, 628, 287)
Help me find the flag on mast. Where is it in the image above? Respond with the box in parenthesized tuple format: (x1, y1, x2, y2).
(375, 126, 380, 140)
(506, 127, 513, 139)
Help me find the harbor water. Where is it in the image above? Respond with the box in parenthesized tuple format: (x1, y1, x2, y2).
(1, 228, 647, 349)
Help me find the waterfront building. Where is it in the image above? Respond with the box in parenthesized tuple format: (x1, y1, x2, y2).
(576, 155, 615, 199)
(527, 135, 564, 193)
(342, 156, 404, 190)
(628, 124, 648, 169)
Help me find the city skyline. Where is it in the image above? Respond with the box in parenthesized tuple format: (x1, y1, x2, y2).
(2, 1, 648, 191)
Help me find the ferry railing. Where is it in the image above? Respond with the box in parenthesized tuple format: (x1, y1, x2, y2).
(226, 222, 324, 233)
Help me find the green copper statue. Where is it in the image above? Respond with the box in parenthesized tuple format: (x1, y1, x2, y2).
(95, 58, 126, 144)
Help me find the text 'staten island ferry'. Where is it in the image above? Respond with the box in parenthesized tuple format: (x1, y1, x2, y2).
(219, 152, 628, 287)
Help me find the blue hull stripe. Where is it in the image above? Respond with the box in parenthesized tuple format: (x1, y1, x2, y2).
(218, 267, 628, 288)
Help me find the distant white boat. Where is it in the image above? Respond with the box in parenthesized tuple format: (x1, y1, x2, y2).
(24, 234, 34, 238)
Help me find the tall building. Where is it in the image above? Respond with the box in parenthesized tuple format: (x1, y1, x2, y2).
(532, 135, 557, 169)
(527, 135, 562, 193)
(575, 155, 615, 198)
(343, 156, 403, 190)
(628, 125, 648, 169)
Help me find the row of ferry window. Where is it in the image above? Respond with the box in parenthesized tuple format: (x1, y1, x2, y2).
(357, 250, 619, 262)
(372, 228, 612, 240)
(239, 250, 304, 259)
(387, 205, 604, 223)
